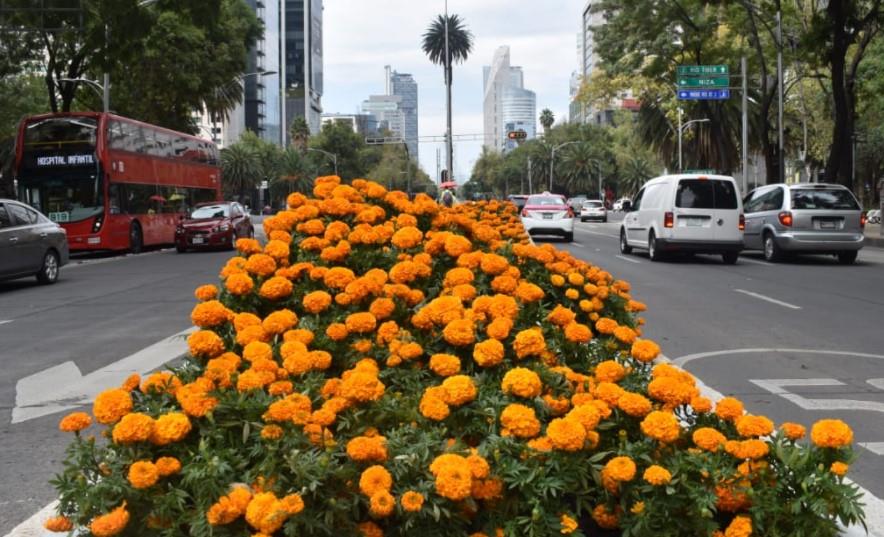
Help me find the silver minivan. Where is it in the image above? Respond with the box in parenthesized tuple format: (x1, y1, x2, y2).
(742, 183, 865, 264)
(0, 199, 69, 283)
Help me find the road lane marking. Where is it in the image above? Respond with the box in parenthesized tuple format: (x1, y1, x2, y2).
(737, 256, 771, 266)
(575, 228, 620, 239)
(673, 348, 884, 368)
(0, 320, 13, 326)
(615, 255, 642, 264)
(750, 378, 884, 413)
(861, 443, 884, 456)
(67, 248, 175, 269)
(12, 327, 195, 424)
(870, 379, 884, 391)
(734, 288, 801, 309)
(570, 242, 582, 246)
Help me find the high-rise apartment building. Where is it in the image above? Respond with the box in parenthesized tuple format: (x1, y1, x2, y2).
(387, 67, 418, 159)
(361, 94, 405, 140)
(243, 0, 282, 145)
(483, 46, 536, 152)
(284, 0, 323, 139)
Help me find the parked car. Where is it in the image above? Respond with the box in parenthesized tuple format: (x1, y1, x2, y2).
(579, 200, 608, 222)
(613, 198, 632, 211)
(867, 209, 881, 224)
(742, 183, 865, 264)
(0, 199, 69, 284)
(175, 201, 254, 252)
(520, 192, 575, 242)
(507, 194, 529, 211)
(619, 174, 744, 264)
(567, 195, 588, 212)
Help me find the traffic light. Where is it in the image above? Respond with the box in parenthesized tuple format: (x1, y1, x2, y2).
(507, 130, 527, 141)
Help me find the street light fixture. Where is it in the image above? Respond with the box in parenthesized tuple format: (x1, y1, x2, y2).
(677, 109, 710, 171)
(307, 148, 338, 176)
(58, 77, 103, 99)
(549, 141, 581, 191)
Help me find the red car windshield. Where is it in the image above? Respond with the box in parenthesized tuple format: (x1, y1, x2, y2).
(190, 204, 230, 219)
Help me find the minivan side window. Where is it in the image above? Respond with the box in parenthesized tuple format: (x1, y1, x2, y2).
(762, 188, 784, 211)
(743, 188, 769, 214)
(632, 187, 646, 211)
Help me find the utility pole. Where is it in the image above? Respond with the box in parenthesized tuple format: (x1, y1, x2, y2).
(741, 56, 749, 193)
(777, 10, 785, 183)
(443, 0, 453, 186)
(527, 157, 533, 194)
(678, 108, 683, 171)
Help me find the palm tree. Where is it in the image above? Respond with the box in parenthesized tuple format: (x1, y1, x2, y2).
(289, 117, 311, 153)
(619, 155, 654, 196)
(221, 144, 261, 203)
(559, 143, 598, 196)
(422, 13, 473, 182)
(540, 109, 555, 138)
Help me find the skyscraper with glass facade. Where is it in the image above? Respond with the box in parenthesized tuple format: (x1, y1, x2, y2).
(388, 69, 418, 159)
(283, 0, 323, 139)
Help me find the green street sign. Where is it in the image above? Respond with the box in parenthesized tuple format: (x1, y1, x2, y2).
(677, 65, 729, 75)
(677, 76, 729, 88)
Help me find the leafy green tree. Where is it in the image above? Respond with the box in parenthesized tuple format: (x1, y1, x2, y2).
(271, 148, 311, 202)
(289, 117, 311, 152)
(366, 143, 433, 193)
(539, 109, 555, 137)
(221, 142, 261, 202)
(308, 121, 381, 181)
(559, 142, 602, 196)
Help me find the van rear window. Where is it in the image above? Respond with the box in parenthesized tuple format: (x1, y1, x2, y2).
(676, 179, 738, 209)
(791, 189, 859, 210)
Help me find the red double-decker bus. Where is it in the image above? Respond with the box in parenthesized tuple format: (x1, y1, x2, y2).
(14, 112, 221, 252)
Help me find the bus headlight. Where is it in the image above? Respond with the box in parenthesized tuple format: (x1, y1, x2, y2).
(92, 214, 104, 233)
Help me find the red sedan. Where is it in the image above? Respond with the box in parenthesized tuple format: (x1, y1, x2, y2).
(175, 202, 254, 252)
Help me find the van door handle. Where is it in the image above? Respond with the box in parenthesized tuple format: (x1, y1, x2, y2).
(9, 237, 18, 242)
(40, 232, 48, 238)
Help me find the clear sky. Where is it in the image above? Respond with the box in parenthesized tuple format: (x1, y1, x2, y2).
(322, 0, 585, 183)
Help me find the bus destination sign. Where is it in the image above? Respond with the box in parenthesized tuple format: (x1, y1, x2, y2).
(36, 154, 95, 167)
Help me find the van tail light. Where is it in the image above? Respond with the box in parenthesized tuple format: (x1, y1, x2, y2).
(664, 212, 674, 228)
(860, 212, 867, 229)
(739, 214, 745, 231)
(778, 211, 793, 227)
(92, 214, 105, 233)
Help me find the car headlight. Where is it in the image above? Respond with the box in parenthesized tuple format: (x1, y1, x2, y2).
(220, 223, 230, 232)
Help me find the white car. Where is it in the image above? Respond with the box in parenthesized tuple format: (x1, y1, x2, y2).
(520, 192, 575, 242)
(867, 209, 881, 224)
(619, 174, 745, 264)
(613, 198, 632, 211)
(579, 200, 607, 222)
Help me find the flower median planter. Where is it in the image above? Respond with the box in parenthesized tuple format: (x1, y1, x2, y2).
(45, 177, 865, 537)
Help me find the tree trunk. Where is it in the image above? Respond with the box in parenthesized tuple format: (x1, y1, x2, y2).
(825, 1, 853, 187)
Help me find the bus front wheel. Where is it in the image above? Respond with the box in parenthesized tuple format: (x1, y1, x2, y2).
(129, 222, 143, 254)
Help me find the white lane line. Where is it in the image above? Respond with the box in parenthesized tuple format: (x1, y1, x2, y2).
(66, 248, 174, 269)
(615, 255, 642, 264)
(738, 256, 771, 266)
(734, 288, 801, 310)
(570, 242, 582, 246)
(0, 320, 13, 326)
(860, 443, 884, 456)
(575, 228, 620, 239)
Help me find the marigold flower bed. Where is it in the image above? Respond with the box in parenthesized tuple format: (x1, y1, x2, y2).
(49, 177, 865, 537)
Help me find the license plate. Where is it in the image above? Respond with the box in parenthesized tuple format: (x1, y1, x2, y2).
(192, 237, 205, 244)
(684, 218, 705, 227)
(543, 213, 554, 220)
(819, 221, 836, 229)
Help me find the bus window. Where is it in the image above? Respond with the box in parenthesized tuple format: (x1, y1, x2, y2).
(109, 184, 123, 214)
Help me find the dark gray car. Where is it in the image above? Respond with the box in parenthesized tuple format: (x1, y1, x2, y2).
(0, 199, 69, 283)
(742, 183, 864, 264)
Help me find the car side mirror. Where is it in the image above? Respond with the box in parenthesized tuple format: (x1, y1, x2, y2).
(622, 201, 632, 212)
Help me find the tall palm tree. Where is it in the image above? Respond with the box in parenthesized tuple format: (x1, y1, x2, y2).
(619, 155, 653, 196)
(289, 117, 311, 153)
(422, 13, 473, 183)
(221, 144, 261, 203)
(539, 109, 555, 138)
(559, 143, 598, 196)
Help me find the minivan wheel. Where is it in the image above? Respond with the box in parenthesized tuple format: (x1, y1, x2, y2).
(648, 231, 664, 262)
(763, 232, 782, 262)
(722, 251, 739, 265)
(563, 231, 574, 243)
(619, 229, 632, 254)
(36, 250, 60, 284)
(837, 251, 858, 264)
(129, 222, 143, 254)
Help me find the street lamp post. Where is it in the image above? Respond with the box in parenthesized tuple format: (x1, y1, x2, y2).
(677, 109, 710, 171)
(95, 0, 159, 112)
(307, 148, 338, 176)
(549, 141, 580, 191)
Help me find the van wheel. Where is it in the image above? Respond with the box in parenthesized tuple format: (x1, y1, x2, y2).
(722, 251, 739, 265)
(563, 232, 574, 242)
(129, 222, 143, 254)
(36, 250, 60, 284)
(837, 251, 858, 264)
(648, 231, 664, 262)
(763, 232, 782, 262)
(619, 229, 632, 254)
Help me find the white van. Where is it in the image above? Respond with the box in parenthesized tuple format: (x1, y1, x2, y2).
(619, 174, 745, 264)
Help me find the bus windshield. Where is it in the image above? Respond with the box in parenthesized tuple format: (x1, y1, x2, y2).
(24, 117, 98, 149)
(18, 174, 104, 223)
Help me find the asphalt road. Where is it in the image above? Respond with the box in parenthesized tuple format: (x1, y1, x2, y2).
(552, 214, 884, 502)
(0, 246, 234, 534)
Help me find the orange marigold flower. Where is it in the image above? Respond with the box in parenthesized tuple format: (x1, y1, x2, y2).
(613, 325, 637, 344)
(780, 422, 806, 441)
(690, 395, 713, 413)
(261, 424, 284, 440)
(595, 360, 626, 383)
(513, 328, 546, 359)
(112, 412, 155, 444)
(547, 417, 587, 451)
(643, 465, 672, 486)
(500, 403, 541, 438)
(59, 411, 92, 432)
(441, 375, 477, 406)
(259, 276, 293, 300)
(303, 290, 332, 314)
(151, 412, 192, 445)
(564, 322, 592, 343)
(479, 253, 509, 275)
(155, 456, 181, 476)
(831, 461, 849, 477)
(419, 391, 450, 421)
(547, 305, 577, 326)
(369, 490, 395, 518)
(434, 464, 472, 500)
(245, 253, 277, 277)
(262, 309, 298, 335)
(811, 419, 853, 448)
(128, 460, 159, 489)
(630, 339, 660, 362)
(90, 504, 130, 537)
(347, 435, 388, 462)
(326, 323, 349, 341)
(400, 491, 424, 512)
(715, 397, 745, 421)
(515, 282, 544, 302)
(358, 521, 384, 537)
(617, 392, 652, 417)
(43, 516, 73, 533)
(93, 388, 133, 425)
(693, 427, 727, 452)
(340, 372, 385, 402)
(640, 411, 681, 443)
(236, 238, 262, 255)
(442, 318, 475, 346)
(473, 338, 505, 367)
(501, 367, 542, 398)
(560, 514, 578, 534)
(592, 504, 619, 530)
(735, 415, 775, 438)
(486, 317, 513, 340)
(141, 371, 182, 395)
(190, 300, 231, 328)
(187, 330, 225, 358)
(224, 272, 254, 296)
(391, 226, 423, 249)
(724, 515, 752, 537)
(359, 465, 393, 497)
(346, 312, 377, 334)
(429, 353, 461, 377)
(595, 317, 618, 335)
(603, 456, 637, 482)
(725, 439, 769, 460)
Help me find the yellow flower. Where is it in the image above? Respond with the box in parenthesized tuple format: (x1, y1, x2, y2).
(735, 415, 775, 438)
(724, 515, 752, 537)
(547, 417, 587, 451)
(400, 491, 424, 512)
(811, 419, 853, 448)
(473, 339, 505, 367)
(128, 460, 159, 489)
(112, 412, 155, 444)
(560, 514, 578, 534)
(500, 403, 541, 438)
(603, 456, 637, 482)
(441, 375, 477, 406)
(92, 388, 133, 425)
(369, 490, 395, 517)
(43, 516, 73, 533)
(640, 411, 681, 443)
(90, 504, 130, 537)
(643, 465, 672, 486)
(59, 412, 92, 432)
(830, 461, 849, 477)
(630, 339, 660, 362)
(780, 422, 806, 441)
(501, 367, 542, 398)
(359, 465, 393, 497)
